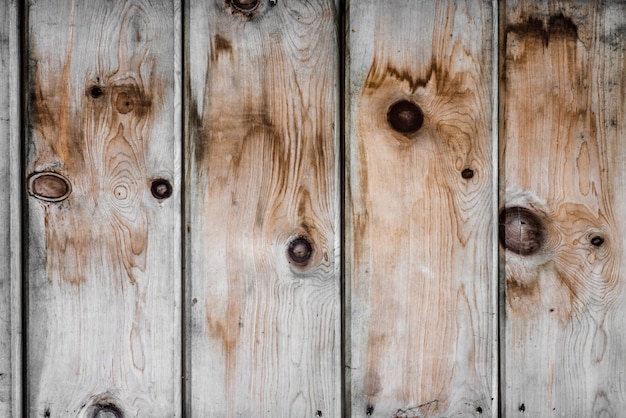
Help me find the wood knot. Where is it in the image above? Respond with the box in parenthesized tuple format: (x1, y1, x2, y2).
(89, 86, 105, 99)
(287, 236, 313, 266)
(499, 207, 545, 255)
(28, 172, 72, 202)
(591, 235, 604, 247)
(461, 168, 474, 179)
(92, 403, 123, 418)
(150, 178, 173, 199)
(230, 0, 259, 12)
(387, 100, 424, 134)
(115, 92, 134, 114)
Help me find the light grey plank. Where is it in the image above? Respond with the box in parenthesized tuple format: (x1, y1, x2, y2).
(25, 1, 181, 415)
(345, 1, 497, 416)
(185, 0, 341, 415)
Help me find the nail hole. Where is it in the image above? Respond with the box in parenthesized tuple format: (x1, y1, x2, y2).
(591, 236, 604, 247)
(28, 172, 72, 202)
(287, 237, 313, 266)
(387, 100, 424, 134)
(461, 168, 474, 179)
(366, 405, 374, 415)
(476, 406, 483, 414)
(519, 403, 526, 412)
(230, 0, 259, 11)
(150, 179, 173, 199)
(499, 207, 546, 255)
(315, 411, 323, 417)
(90, 86, 104, 98)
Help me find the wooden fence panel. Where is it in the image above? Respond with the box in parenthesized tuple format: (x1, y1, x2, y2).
(346, 1, 497, 416)
(185, 0, 341, 416)
(0, 1, 21, 416)
(25, 0, 181, 416)
(501, 1, 626, 416)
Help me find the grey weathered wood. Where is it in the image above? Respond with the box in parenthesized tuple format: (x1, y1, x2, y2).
(185, 0, 341, 415)
(0, 1, 21, 416)
(345, 0, 497, 416)
(501, 1, 626, 416)
(25, 0, 182, 415)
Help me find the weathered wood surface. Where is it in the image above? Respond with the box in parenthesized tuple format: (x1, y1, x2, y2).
(346, 1, 497, 416)
(0, 1, 21, 416)
(501, 1, 626, 416)
(25, 0, 181, 416)
(185, 0, 340, 415)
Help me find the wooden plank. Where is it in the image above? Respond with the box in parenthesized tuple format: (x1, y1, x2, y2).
(25, 0, 181, 415)
(501, 0, 626, 416)
(0, 1, 22, 416)
(346, 1, 497, 416)
(185, 0, 340, 415)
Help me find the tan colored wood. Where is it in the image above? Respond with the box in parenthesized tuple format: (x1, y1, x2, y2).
(0, 1, 22, 416)
(346, 1, 497, 416)
(501, 0, 626, 416)
(25, 0, 181, 415)
(185, 0, 340, 415)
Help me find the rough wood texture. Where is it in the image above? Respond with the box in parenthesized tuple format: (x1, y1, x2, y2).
(501, 1, 626, 416)
(346, 1, 496, 416)
(25, 1, 181, 415)
(185, 0, 340, 415)
(0, 1, 21, 416)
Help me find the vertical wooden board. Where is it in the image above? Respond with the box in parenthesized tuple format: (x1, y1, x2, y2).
(25, 0, 181, 416)
(186, 0, 340, 416)
(346, 1, 496, 416)
(0, 0, 21, 416)
(501, 1, 626, 416)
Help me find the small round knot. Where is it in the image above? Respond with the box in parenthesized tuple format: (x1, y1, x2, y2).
(591, 236, 604, 247)
(90, 86, 104, 98)
(387, 100, 424, 134)
(499, 207, 546, 255)
(28, 172, 72, 202)
(287, 237, 313, 266)
(150, 179, 173, 199)
(230, 0, 259, 11)
(461, 168, 474, 179)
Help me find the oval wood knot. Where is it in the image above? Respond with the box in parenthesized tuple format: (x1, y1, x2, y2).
(387, 100, 424, 134)
(287, 236, 313, 266)
(230, 0, 259, 12)
(150, 178, 173, 199)
(28, 172, 72, 202)
(89, 86, 104, 98)
(499, 207, 545, 255)
(92, 403, 123, 418)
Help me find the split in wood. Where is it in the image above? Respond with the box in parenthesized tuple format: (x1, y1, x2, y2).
(150, 178, 173, 200)
(28, 171, 72, 202)
(499, 207, 545, 255)
(387, 100, 424, 134)
(287, 236, 313, 266)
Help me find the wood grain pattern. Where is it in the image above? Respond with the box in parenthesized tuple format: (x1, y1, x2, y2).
(346, 1, 496, 416)
(185, 0, 340, 415)
(501, 1, 626, 416)
(25, 0, 181, 415)
(0, 1, 22, 416)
